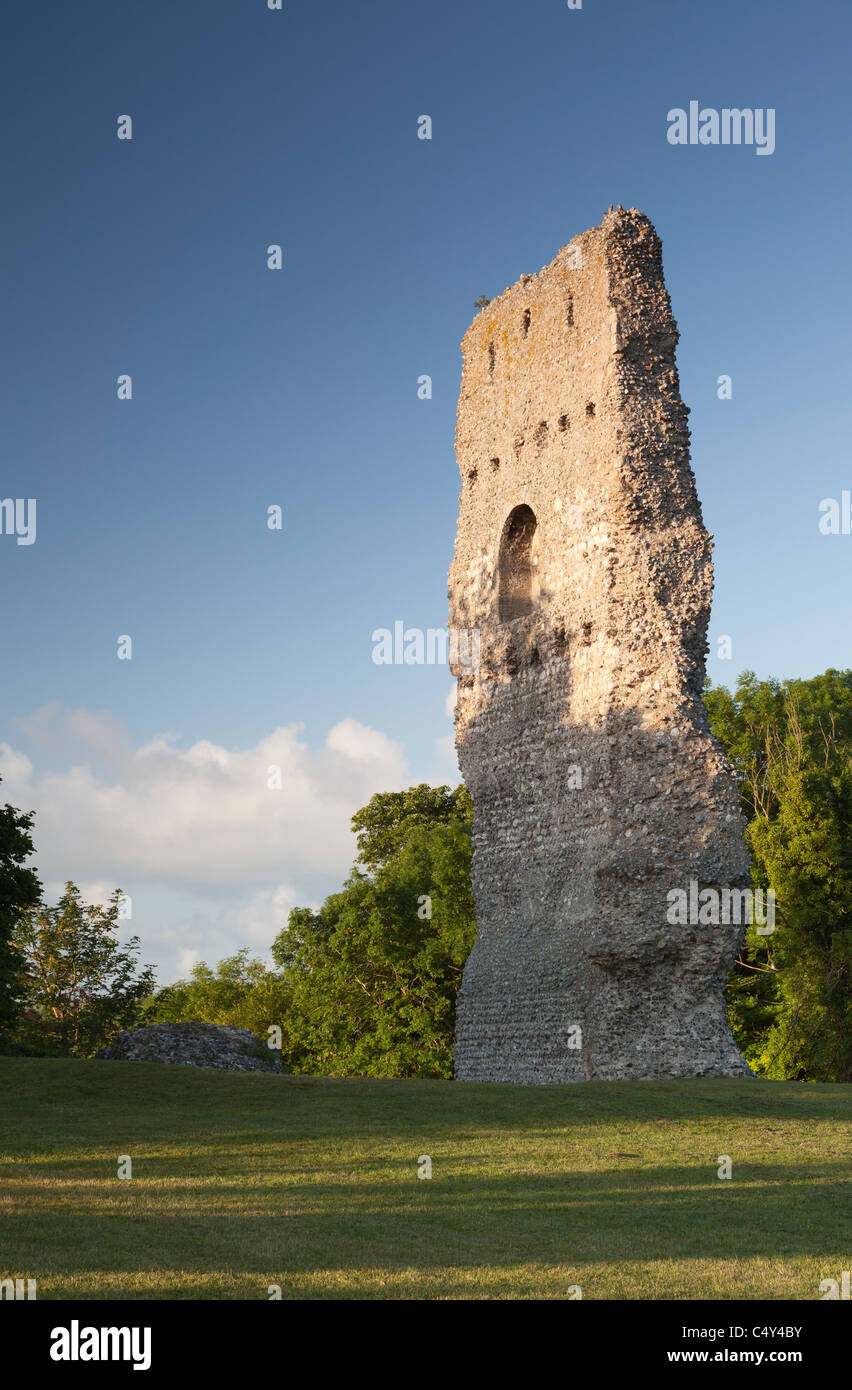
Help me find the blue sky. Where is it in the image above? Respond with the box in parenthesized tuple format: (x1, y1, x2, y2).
(2, 0, 850, 982)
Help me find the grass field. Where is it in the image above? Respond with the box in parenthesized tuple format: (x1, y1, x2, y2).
(1, 1058, 850, 1300)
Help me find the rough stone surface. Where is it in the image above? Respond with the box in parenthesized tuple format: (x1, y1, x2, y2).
(96, 1022, 282, 1073)
(449, 207, 752, 1084)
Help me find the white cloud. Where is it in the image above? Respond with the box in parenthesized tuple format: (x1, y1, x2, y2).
(326, 717, 398, 765)
(0, 708, 409, 982)
(0, 715, 406, 887)
(177, 947, 200, 976)
(66, 709, 132, 767)
(0, 746, 33, 783)
(12, 700, 62, 750)
(226, 884, 304, 948)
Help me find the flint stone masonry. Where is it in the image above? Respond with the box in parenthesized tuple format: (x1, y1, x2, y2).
(449, 207, 752, 1084)
(96, 1022, 282, 1073)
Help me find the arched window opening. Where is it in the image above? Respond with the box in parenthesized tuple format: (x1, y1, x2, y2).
(498, 504, 538, 622)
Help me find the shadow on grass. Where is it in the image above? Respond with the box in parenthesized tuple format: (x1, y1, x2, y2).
(3, 1162, 849, 1275)
(2, 1066, 850, 1159)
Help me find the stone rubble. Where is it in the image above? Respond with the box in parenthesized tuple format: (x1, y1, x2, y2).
(95, 1021, 283, 1073)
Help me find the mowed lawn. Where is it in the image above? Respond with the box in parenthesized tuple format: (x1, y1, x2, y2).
(1, 1059, 850, 1300)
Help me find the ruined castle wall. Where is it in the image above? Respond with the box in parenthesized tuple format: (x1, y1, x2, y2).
(449, 209, 751, 1084)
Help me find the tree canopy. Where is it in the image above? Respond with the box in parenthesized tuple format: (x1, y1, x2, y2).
(705, 669, 852, 1080)
(13, 883, 156, 1057)
(272, 786, 475, 1077)
(0, 777, 42, 1037)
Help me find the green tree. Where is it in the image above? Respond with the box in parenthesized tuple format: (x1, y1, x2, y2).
(351, 782, 472, 871)
(275, 786, 475, 1077)
(13, 883, 156, 1056)
(145, 947, 291, 1040)
(0, 778, 42, 1038)
(704, 669, 852, 1080)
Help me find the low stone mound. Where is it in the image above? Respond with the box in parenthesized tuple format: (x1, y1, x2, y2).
(95, 1022, 282, 1073)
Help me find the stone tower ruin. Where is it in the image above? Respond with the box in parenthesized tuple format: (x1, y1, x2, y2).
(449, 208, 752, 1083)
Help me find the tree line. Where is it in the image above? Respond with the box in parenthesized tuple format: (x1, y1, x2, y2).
(1, 668, 849, 1081)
